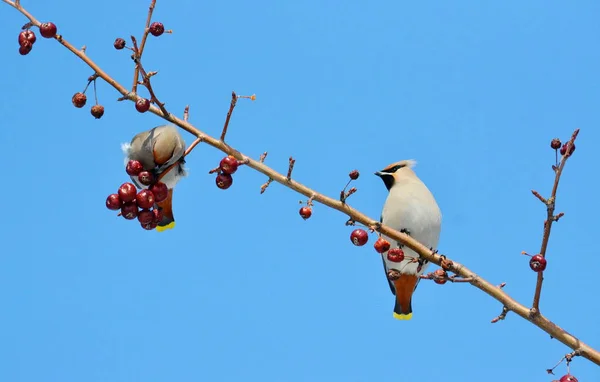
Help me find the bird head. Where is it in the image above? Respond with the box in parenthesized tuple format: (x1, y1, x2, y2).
(374, 159, 417, 191)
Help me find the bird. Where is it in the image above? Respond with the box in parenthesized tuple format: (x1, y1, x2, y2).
(122, 124, 187, 232)
(375, 160, 441, 320)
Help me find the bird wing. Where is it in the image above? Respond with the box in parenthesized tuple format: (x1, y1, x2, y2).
(379, 215, 396, 295)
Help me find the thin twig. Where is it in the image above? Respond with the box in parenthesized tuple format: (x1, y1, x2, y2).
(531, 129, 580, 312)
(132, 0, 157, 93)
(491, 306, 509, 323)
(287, 157, 295, 180)
(259, 152, 268, 163)
(3, 1, 599, 367)
(220, 91, 237, 142)
(260, 178, 273, 194)
(183, 105, 189, 122)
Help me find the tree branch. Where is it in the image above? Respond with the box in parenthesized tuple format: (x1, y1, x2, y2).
(4, 0, 598, 367)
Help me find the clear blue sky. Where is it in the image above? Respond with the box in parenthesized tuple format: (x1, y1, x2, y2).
(1, 1, 598, 381)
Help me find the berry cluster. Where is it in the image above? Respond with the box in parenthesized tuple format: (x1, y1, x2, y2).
(105, 160, 170, 230)
(17, 22, 57, 56)
(550, 138, 576, 157)
(214, 156, 239, 190)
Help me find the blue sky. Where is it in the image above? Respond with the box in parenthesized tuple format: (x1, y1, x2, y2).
(1, 0, 599, 381)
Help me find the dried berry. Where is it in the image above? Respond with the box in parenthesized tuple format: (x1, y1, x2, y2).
(113, 37, 126, 50)
(387, 248, 404, 262)
(91, 105, 104, 119)
(550, 138, 562, 150)
(529, 254, 547, 272)
(136, 189, 156, 210)
(374, 238, 391, 254)
(137, 209, 154, 225)
(150, 182, 169, 203)
(350, 229, 368, 246)
(135, 98, 151, 113)
(126, 160, 144, 176)
(121, 202, 139, 220)
(219, 156, 239, 175)
(105, 194, 121, 210)
(152, 208, 164, 224)
(71, 92, 87, 108)
(216, 173, 233, 189)
(149, 22, 165, 37)
(18, 40, 32, 55)
(349, 170, 359, 180)
(299, 206, 312, 220)
(387, 269, 401, 281)
(18, 30, 36, 46)
(138, 171, 155, 186)
(559, 374, 578, 382)
(560, 142, 575, 157)
(39, 22, 57, 38)
(118, 182, 137, 203)
(433, 269, 447, 285)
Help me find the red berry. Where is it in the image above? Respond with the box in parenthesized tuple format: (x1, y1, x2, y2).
(118, 182, 137, 203)
(529, 254, 547, 272)
(216, 173, 233, 189)
(71, 92, 87, 108)
(559, 375, 578, 382)
(91, 105, 104, 119)
(219, 156, 239, 175)
(560, 142, 576, 157)
(138, 171, 155, 186)
(135, 98, 151, 113)
(105, 193, 121, 210)
(349, 170, 360, 180)
(152, 208, 164, 224)
(18, 30, 36, 46)
(18, 41, 32, 55)
(121, 202, 139, 220)
(113, 37, 126, 50)
(433, 269, 448, 285)
(126, 160, 144, 176)
(299, 206, 312, 220)
(374, 238, 391, 253)
(150, 182, 169, 203)
(350, 229, 369, 246)
(141, 221, 158, 230)
(387, 248, 405, 262)
(136, 189, 156, 210)
(387, 269, 401, 281)
(39, 22, 57, 38)
(137, 209, 154, 225)
(550, 138, 562, 150)
(149, 22, 165, 36)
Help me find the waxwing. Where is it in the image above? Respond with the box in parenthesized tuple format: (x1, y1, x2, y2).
(375, 160, 441, 320)
(122, 124, 187, 232)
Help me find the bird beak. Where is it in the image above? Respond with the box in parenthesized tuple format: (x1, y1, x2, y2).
(374, 171, 383, 177)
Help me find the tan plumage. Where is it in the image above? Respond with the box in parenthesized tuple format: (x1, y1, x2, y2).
(375, 160, 441, 320)
(122, 125, 187, 231)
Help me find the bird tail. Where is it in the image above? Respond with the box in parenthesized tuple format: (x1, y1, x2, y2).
(155, 188, 175, 232)
(392, 274, 419, 320)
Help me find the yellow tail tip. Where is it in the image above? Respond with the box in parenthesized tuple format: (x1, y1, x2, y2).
(155, 221, 176, 232)
(393, 312, 413, 320)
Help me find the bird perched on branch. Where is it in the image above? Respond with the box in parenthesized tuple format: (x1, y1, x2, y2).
(375, 160, 441, 320)
(122, 124, 187, 232)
